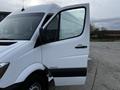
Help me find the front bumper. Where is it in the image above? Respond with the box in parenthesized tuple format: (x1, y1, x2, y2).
(0, 83, 22, 90)
(0, 78, 55, 90)
(0, 80, 55, 90)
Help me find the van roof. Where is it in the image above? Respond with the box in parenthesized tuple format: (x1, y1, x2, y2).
(12, 3, 61, 15)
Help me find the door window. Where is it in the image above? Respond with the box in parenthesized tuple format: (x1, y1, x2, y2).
(42, 7, 86, 44)
(60, 8, 85, 40)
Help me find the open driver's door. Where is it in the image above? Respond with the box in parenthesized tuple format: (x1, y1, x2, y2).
(41, 3, 90, 86)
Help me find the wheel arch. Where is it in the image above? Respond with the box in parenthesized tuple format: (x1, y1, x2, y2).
(15, 63, 47, 84)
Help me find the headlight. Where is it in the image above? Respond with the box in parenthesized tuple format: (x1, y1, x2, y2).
(0, 63, 9, 79)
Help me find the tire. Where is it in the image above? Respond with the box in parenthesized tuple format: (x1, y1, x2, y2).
(18, 74, 47, 90)
(27, 82, 42, 90)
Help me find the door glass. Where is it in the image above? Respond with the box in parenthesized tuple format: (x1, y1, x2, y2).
(60, 8, 85, 40)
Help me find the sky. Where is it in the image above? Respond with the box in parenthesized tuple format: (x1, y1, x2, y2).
(0, 0, 120, 20)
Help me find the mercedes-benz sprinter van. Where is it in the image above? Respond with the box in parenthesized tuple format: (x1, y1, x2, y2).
(0, 3, 90, 90)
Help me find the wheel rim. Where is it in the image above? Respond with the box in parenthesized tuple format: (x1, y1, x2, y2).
(29, 83, 41, 90)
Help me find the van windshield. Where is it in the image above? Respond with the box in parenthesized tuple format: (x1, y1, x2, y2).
(0, 13, 44, 40)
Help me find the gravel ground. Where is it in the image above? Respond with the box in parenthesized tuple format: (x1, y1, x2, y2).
(56, 42, 120, 90)
(90, 42, 120, 90)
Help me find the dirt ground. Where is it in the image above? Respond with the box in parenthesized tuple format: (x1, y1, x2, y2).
(56, 42, 120, 90)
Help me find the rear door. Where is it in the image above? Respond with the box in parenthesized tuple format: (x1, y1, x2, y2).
(41, 4, 90, 86)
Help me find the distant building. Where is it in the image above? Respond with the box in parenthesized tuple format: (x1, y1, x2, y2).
(91, 30, 120, 40)
(0, 11, 10, 22)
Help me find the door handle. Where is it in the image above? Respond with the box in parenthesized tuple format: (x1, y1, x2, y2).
(75, 44, 87, 49)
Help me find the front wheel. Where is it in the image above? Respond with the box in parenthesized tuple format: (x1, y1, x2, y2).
(18, 74, 47, 90)
(28, 82, 42, 90)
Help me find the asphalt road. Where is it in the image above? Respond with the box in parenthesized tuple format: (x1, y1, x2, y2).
(56, 42, 120, 90)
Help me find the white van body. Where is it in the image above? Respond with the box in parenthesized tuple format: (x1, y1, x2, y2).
(0, 3, 90, 90)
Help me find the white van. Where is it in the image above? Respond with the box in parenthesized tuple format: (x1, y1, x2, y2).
(0, 3, 90, 90)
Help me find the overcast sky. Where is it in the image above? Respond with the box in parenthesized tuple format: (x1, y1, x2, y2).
(0, 0, 119, 20)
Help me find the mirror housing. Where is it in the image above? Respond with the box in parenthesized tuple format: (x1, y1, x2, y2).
(39, 27, 46, 45)
(39, 27, 44, 37)
(39, 26, 59, 45)
(39, 27, 51, 45)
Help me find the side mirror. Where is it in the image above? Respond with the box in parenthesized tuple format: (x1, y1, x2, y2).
(39, 27, 51, 45)
(39, 27, 46, 45)
(39, 27, 44, 37)
(39, 26, 59, 45)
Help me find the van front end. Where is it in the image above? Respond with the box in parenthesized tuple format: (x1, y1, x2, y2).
(0, 41, 38, 89)
(0, 9, 47, 89)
